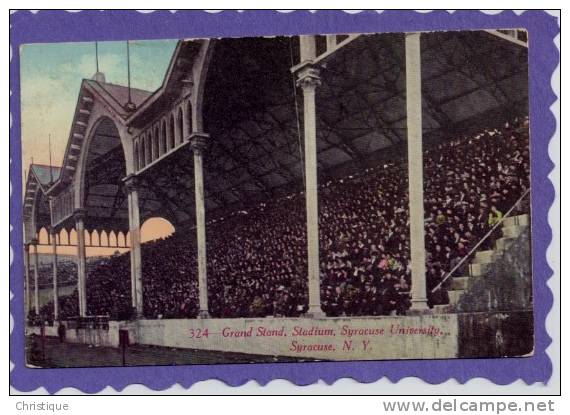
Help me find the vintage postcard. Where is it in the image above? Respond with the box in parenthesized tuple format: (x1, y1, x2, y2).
(9, 10, 558, 392)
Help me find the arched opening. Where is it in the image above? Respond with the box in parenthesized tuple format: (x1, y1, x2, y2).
(100, 230, 109, 247)
(187, 101, 193, 135)
(117, 231, 126, 247)
(134, 141, 140, 171)
(80, 116, 131, 318)
(69, 229, 78, 246)
(109, 231, 117, 247)
(90, 230, 100, 247)
(177, 107, 184, 144)
(141, 217, 175, 243)
(152, 128, 159, 159)
(38, 227, 49, 245)
(140, 137, 146, 168)
(31, 186, 51, 246)
(168, 114, 175, 150)
(59, 229, 69, 245)
(154, 125, 161, 157)
(161, 121, 167, 154)
(146, 132, 152, 165)
(83, 229, 90, 246)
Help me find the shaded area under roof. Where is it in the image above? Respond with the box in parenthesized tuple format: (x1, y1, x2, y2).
(25, 31, 529, 234)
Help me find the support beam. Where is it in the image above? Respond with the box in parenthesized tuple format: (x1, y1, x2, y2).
(299, 35, 317, 62)
(326, 35, 337, 51)
(405, 32, 429, 311)
(190, 132, 210, 319)
(123, 175, 144, 318)
(294, 37, 324, 317)
(74, 210, 88, 317)
(50, 228, 59, 320)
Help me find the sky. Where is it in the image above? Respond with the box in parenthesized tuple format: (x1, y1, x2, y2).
(20, 39, 178, 255)
(20, 38, 177, 180)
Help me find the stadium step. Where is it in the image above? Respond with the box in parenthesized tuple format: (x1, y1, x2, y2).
(468, 262, 491, 277)
(433, 304, 453, 314)
(447, 289, 465, 306)
(495, 236, 516, 251)
(439, 213, 529, 313)
(502, 225, 524, 239)
(473, 250, 495, 264)
(502, 214, 530, 228)
(450, 276, 470, 291)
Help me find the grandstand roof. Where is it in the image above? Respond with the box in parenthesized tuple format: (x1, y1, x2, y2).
(139, 31, 528, 222)
(23, 164, 60, 227)
(85, 80, 153, 111)
(25, 30, 529, 234)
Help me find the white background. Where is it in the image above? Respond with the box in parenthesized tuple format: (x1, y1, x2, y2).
(1, 2, 563, 410)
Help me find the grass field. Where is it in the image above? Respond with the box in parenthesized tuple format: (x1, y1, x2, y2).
(26, 335, 314, 368)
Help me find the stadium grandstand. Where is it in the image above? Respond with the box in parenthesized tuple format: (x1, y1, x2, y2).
(23, 30, 531, 360)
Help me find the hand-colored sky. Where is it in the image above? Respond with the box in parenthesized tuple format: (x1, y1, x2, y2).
(20, 39, 178, 255)
(20, 38, 177, 181)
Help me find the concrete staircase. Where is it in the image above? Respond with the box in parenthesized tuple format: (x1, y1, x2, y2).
(433, 214, 530, 314)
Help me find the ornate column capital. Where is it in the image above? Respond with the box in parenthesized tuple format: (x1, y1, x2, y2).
(73, 208, 87, 221)
(294, 63, 321, 91)
(189, 132, 210, 156)
(30, 238, 39, 246)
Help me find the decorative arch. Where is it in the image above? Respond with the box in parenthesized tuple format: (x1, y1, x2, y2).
(117, 231, 126, 247)
(146, 132, 152, 165)
(161, 120, 167, 154)
(109, 230, 117, 247)
(69, 229, 78, 246)
(25, 171, 53, 244)
(140, 136, 146, 168)
(187, 100, 194, 135)
(84, 229, 91, 246)
(74, 114, 131, 210)
(60, 228, 69, 245)
(38, 227, 49, 245)
(91, 230, 100, 246)
(152, 127, 159, 159)
(177, 107, 184, 144)
(168, 114, 175, 150)
(154, 125, 161, 156)
(100, 230, 109, 247)
(134, 140, 140, 171)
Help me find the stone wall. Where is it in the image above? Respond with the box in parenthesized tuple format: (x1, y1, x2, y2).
(29, 311, 533, 361)
(30, 314, 459, 361)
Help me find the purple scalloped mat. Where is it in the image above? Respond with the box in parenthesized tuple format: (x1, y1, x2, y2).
(9, 10, 558, 393)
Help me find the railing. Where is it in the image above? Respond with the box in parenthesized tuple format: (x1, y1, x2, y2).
(485, 29, 529, 48)
(431, 188, 530, 293)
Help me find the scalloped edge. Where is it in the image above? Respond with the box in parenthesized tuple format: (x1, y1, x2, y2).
(9, 9, 559, 394)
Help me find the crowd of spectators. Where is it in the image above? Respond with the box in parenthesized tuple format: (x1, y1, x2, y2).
(37, 117, 530, 321)
(34, 260, 77, 288)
